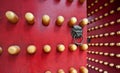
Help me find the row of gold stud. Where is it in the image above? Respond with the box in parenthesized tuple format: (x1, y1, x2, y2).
(87, 64, 108, 73)
(5, 11, 88, 27)
(88, 6, 120, 24)
(88, 30, 120, 39)
(0, 44, 88, 55)
(88, 18, 120, 32)
(88, 42, 120, 47)
(87, 51, 120, 58)
(44, 66, 88, 73)
(87, 57, 120, 69)
(88, 0, 115, 16)
(87, 0, 98, 9)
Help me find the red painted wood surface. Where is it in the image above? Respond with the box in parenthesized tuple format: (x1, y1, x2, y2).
(0, 0, 87, 73)
(87, 0, 120, 73)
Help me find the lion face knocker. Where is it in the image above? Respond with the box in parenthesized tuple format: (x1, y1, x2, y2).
(71, 25, 83, 46)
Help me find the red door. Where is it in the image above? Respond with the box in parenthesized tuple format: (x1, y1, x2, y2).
(87, 0, 120, 73)
(0, 0, 87, 73)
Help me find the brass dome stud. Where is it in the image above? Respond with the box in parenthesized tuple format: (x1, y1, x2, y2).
(8, 45, 20, 55)
(69, 44, 77, 51)
(42, 15, 50, 26)
(57, 69, 65, 73)
(68, 17, 77, 27)
(56, 16, 64, 26)
(117, 31, 120, 35)
(79, 18, 89, 27)
(116, 65, 120, 69)
(116, 43, 120, 46)
(80, 44, 88, 51)
(104, 62, 108, 65)
(95, 67, 99, 71)
(57, 44, 65, 52)
(25, 12, 35, 24)
(80, 66, 88, 73)
(27, 45, 36, 54)
(43, 45, 51, 53)
(98, 69, 103, 72)
(69, 67, 77, 73)
(5, 11, 19, 24)
(109, 53, 115, 57)
(0, 47, 3, 55)
(116, 54, 120, 58)
(103, 71, 108, 73)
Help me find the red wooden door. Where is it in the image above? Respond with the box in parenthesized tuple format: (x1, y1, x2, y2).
(87, 0, 120, 73)
(0, 0, 87, 73)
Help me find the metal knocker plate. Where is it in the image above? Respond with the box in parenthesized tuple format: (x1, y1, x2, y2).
(71, 25, 83, 46)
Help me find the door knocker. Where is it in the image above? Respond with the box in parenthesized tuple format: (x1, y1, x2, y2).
(71, 25, 83, 46)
